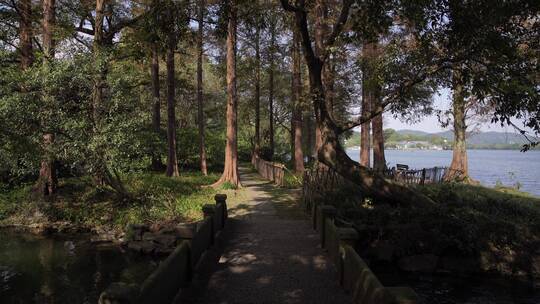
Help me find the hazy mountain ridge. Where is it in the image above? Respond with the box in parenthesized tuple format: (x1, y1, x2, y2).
(345, 129, 538, 149)
(397, 129, 536, 145)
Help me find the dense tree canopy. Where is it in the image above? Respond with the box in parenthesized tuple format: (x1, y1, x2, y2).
(0, 0, 537, 200)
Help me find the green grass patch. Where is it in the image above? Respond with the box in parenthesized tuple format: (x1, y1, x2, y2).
(0, 171, 225, 230)
(329, 182, 540, 274)
(282, 171, 303, 189)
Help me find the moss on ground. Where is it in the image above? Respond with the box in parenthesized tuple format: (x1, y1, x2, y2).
(0, 171, 248, 231)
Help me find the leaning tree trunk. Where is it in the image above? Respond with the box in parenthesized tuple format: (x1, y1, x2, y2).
(165, 32, 180, 177)
(268, 21, 276, 160)
(445, 69, 469, 181)
(150, 43, 163, 170)
(292, 26, 305, 173)
(284, 1, 435, 207)
(197, 0, 208, 176)
(314, 0, 333, 149)
(214, 0, 240, 187)
(38, 0, 58, 196)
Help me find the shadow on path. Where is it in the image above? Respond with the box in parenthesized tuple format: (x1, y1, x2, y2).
(175, 166, 352, 304)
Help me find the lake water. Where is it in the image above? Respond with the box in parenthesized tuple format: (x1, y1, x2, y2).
(0, 230, 158, 304)
(346, 149, 540, 196)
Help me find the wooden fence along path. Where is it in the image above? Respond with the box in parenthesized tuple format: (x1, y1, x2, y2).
(251, 153, 286, 186)
(386, 166, 448, 185)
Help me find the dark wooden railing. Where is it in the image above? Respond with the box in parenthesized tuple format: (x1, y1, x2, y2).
(386, 166, 447, 185)
(303, 163, 447, 205)
(251, 153, 286, 186)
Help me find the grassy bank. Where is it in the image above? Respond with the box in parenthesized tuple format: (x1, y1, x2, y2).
(327, 181, 540, 277)
(0, 171, 246, 232)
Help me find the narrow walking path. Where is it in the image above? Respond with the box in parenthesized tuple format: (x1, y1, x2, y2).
(177, 166, 352, 304)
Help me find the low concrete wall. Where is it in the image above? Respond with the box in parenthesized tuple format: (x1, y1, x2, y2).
(214, 203, 224, 232)
(314, 204, 418, 304)
(99, 194, 229, 304)
(324, 215, 340, 267)
(191, 217, 212, 269)
(138, 241, 192, 303)
(342, 245, 417, 304)
(215, 194, 228, 226)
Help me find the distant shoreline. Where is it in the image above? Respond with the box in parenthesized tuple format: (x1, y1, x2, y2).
(345, 146, 538, 151)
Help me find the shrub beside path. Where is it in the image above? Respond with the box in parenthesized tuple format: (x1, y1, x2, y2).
(176, 166, 352, 304)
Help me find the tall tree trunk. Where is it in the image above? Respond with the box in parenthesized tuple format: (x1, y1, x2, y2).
(292, 26, 304, 172)
(150, 43, 163, 170)
(313, 0, 332, 151)
(165, 32, 180, 177)
(87, 0, 129, 196)
(445, 69, 469, 181)
(372, 112, 386, 172)
(303, 64, 315, 160)
(306, 112, 314, 161)
(214, 0, 240, 187)
(359, 111, 371, 167)
(37, 0, 58, 196)
(93, 0, 105, 125)
(268, 21, 275, 160)
(360, 73, 371, 167)
(197, 0, 208, 175)
(92, 0, 107, 186)
(19, 0, 33, 70)
(369, 42, 386, 172)
(254, 25, 261, 154)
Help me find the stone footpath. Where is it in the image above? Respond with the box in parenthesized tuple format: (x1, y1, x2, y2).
(176, 167, 352, 304)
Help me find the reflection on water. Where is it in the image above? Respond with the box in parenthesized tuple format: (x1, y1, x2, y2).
(0, 229, 158, 304)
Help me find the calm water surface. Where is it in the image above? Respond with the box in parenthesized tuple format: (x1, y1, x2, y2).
(0, 230, 158, 304)
(346, 149, 540, 196)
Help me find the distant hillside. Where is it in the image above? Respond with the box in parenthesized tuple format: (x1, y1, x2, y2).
(433, 130, 535, 145)
(344, 129, 538, 150)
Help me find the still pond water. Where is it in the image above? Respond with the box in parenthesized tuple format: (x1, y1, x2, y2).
(346, 149, 540, 196)
(0, 230, 158, 304)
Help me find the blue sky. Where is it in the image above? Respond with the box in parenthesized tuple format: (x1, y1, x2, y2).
(384, 89, 519, 133)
